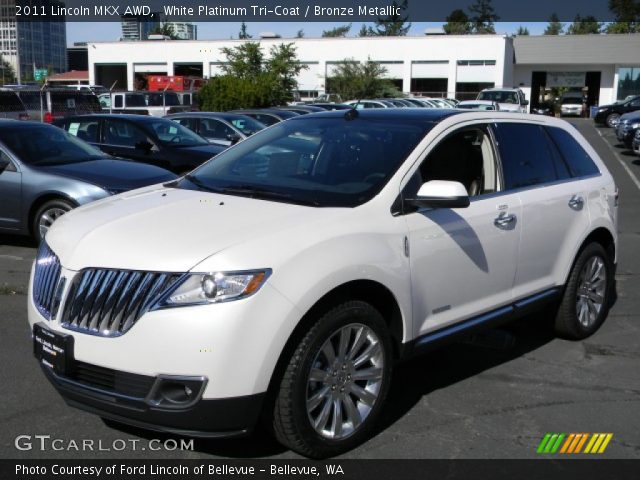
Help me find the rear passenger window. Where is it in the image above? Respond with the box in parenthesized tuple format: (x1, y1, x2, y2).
(67, 120, 99, 143)
(545, 127, 599, 177)
(494, 123, 558, 190)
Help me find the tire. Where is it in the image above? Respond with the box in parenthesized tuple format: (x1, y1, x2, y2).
(605, 113, 620, 128)
(554, 243, 613, 340)
(272, 301, 393, 458)
(33, 199, 73, 244)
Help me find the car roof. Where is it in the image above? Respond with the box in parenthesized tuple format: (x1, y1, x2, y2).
(481, 87, 521, 92)
(232, 108, 299, 118)
(54, 114, 166, 123)
(287, 108, 463, 123)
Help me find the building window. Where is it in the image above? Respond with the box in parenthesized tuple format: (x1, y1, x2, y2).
(412, 60, 448, 65)
(411, 78, 448, 95)
(617, 67, 640, 100)
(457, 60, 496, 66)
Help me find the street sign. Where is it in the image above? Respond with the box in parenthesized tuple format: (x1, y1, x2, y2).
(34, 69, 48, 81)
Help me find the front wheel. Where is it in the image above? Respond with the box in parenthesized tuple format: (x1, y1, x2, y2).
(554, 243, 613, 340)
(272, 301, 393, 458)
(33, 199, 73, 243)
(606, 113, 620, 128)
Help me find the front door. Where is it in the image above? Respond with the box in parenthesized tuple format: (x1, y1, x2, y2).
(0, 150, 22, 231)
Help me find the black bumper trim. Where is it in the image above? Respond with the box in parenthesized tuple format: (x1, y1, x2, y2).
(41, 365, 265, 438)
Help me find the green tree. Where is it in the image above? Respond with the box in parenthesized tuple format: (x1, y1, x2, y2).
(358, 24, 375, 36)
(197, 75, 275, 111)
(326, 58, 401, 99)
(516, 26, 530, 35)
(151, 23, 178, 40)
(220, 42, 264, 79)
(267, 43, 309, 103)
(322, 24, 352, 37)
(371, 0, 411, 36)
(296, 29, 305, 38)
(544, 13, 564, 35)
(567, 15, 602, 34)
(605, 0, 640, 33)
(443, 9, 472, 34)
(0, 55, 16, 85)
(468, 0, 499, 34)
(238, 22, 252, 39)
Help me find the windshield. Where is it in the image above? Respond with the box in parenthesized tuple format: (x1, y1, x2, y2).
(458, 103, 495, 111)
(0, 125, 106, 166)
(562, 97, 582, 105)
(224, 116, 266, 136)
(478, 91, 519, 104)
(149, 120, 209, 147)
(180, 117, 432, 207)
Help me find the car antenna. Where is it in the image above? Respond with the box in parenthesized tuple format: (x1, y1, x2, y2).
(344, 98, 361, 121)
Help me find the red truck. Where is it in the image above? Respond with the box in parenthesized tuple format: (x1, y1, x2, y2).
(147, 75, 203, 92)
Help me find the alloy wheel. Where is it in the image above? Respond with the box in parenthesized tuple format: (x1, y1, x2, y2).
(575, 255, 607, 328)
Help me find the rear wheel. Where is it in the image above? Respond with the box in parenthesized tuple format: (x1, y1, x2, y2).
(33, 199, 73, 243)
(554, 243, 613, 339)
(272, 301, 393, 458)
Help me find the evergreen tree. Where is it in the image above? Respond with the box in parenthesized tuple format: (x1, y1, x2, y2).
(544, 13, 564, 35)
(605, 0, 640, 33)
(322, 24, 352, 37)
(443, 9, 472, 34)
(371, 0, 411, 36)
(516, 26, 530, 35)
(567, 15, 602, 34)
(238, 22, 252, 39)
(468, 0, 499, 34)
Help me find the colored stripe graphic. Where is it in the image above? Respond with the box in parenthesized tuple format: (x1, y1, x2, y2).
(538, 433, 613, 454)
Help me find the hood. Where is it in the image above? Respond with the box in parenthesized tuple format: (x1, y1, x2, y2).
(169, 143, 226, 160)
(497, 103, 520, 112)
(46, 185, 340, 272)
(619, 111, 640, 124)
(38, 159, 176, 192)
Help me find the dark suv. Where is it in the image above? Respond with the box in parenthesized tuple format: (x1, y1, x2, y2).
(54, 114, 225, 174)
(593, 95, 640, 128)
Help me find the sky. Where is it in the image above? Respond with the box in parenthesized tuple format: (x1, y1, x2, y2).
(66, 22, 549, 45)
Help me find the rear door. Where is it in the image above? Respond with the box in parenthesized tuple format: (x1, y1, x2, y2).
(493, 122, 592, 299)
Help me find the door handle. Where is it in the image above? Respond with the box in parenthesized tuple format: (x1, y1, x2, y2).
(568, 195, 584, 211)
(494, 212, 516, 230)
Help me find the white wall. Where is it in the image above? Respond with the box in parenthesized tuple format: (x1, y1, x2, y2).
(88, 35, 511, 94)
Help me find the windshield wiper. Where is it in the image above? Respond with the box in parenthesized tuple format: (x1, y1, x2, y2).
(184, 174, 223, 193)
(220, 185, 320, 206)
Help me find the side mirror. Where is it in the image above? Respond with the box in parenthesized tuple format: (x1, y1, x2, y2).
(406, 180, 470, 209)
(226, 133, 241, 145)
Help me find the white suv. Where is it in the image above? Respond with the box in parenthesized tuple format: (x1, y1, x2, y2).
(477, 87, 529, 113)
(29, 110, 617, 458)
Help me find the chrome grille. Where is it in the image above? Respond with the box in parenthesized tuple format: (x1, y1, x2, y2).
(33, 242, 62, 320)
(61, 269, 181, 337)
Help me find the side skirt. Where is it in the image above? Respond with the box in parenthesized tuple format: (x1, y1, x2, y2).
(401, 287, 562, 360)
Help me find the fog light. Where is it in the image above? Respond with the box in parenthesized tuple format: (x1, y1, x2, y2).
(146, 376, 207, 409)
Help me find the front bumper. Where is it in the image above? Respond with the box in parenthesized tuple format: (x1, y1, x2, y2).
(593, 111, 608, 124)
(41, 363, 264, 437)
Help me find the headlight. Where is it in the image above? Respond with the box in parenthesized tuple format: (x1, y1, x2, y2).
(631, 123, 640, 130)
(156, 269, 271, 308)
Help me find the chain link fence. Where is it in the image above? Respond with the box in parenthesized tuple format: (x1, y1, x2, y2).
(0, 88, 102, 122)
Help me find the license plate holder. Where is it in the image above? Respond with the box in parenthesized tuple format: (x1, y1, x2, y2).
(33, 323, 74, 375)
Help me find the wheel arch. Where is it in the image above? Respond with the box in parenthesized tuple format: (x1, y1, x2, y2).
(562, 226, 616, 285)
(27, 193, 78, 237)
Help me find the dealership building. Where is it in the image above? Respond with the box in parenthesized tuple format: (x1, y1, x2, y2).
(87, 33, 640, 109)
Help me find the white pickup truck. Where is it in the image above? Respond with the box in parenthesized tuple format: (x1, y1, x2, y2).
(98, 91, 189, 117)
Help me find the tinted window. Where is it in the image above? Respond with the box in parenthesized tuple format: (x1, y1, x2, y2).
(171, 117, 197, 131)
(226, 116, 265, 135)
(66, 120, 100, 143)
(0, 91, 25, 111)
(494, 123, 558, 189)
(148, 120, 208, 146)
(545, 126, 599, 177)
(114, 96, 123, 108)
(0, 125, 106, 166)
(183, 117, 432, 208)
(104, 119, 148, 147)
(199, 118, 235, 139)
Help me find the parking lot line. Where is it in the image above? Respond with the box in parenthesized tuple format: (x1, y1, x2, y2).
(596, 129, 640, 191)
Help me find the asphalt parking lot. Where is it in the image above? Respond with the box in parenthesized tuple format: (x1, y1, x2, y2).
(1, 119, 639, 460)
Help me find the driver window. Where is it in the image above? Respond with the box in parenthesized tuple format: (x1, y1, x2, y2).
(415, 125, 499, 197)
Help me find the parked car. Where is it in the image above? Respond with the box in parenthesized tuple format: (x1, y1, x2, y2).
(615, 111, 640, 148)
(343, 99, 394, 109)
(0, 121, 176, 242)
(560, 96, 584, 117)
(530, 102, 555, 116)
(307, 103, 352, 111)
(0, 89, 29, 120)
(456, 100, 500, 111)
(99, 91, 188, 117)
(29, 109, 617, 458)
(165, 112, 266, 146)
(230, 108, 300, 126)
(14, 88, 101, 123)
(277, 105, 326, 115)
(477, 87, 529, 113)
(593, 95, 640, 127)
(54, 114, 225, 174)
(633, 128, 640, 155)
